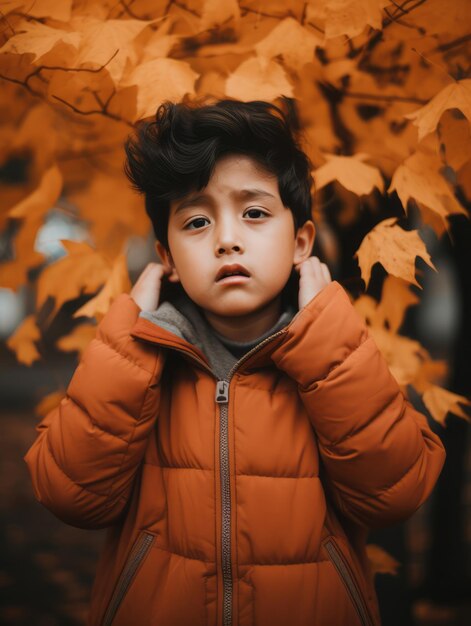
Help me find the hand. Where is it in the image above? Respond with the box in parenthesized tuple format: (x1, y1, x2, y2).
(130, 262, 172, 312)
(294, 256, 332, 310)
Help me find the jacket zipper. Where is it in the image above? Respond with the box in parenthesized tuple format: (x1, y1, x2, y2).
(214, 328, 288, 626)
(102, 531, 155, 626)
(324, 538, 374, 626)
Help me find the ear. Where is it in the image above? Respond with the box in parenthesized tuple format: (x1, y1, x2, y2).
(293, 220, 316, 265)
(155, 241, 180, 283)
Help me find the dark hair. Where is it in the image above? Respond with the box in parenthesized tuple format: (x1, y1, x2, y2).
(123, 96, 314, 252)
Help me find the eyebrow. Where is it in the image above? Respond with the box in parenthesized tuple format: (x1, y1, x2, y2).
(174, 188, 277, 214)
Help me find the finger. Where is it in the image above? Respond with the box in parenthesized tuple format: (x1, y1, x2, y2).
(320, 264, 331, 282)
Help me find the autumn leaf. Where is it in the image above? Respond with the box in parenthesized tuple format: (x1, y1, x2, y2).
(354, 274, 419, 334)
(69, 173, 149, 257)
(34, 389, 66, 419)
(0, 20, 81, 62)
(409, 359, 471, 426)
(313, 153, 384, 195)
(354, 217, 437, 289)
(55, 322, 97, 356)
(405, 79, 471, 141)
(8, 104, 59, 180)
(421, 385, 471, 426)
(121, 58, 199, 120)
(73, 253, 132, 322)
(435, 110, 471, 171)
(307, 0, 390, 40)
(388, 148, 468, 224)
(367, 325, 426, 387)
(8, 164, 62, 219)
(255, 17, 323, 73)
(139, 19, 182, 64)
(0, 164, 63, 289)
(374, 275, 420, 334)
(5, 314, 41, 366)
(70, 16, 159, 84)
(35, 240, 111, 320)
(366, 544, 400, 576)
(200, 0, 240, 30)
(225, 57, 294, 101)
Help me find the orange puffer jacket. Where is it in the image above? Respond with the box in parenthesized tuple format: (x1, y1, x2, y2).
(25, 280, 445, 626)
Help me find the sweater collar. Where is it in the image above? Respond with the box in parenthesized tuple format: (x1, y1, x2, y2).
(137, 284, 297, 380)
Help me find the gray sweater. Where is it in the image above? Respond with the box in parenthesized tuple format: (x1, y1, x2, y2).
(139, 289, 297, 380)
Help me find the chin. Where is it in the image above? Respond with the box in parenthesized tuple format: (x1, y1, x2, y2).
(210, 298, 275, 318)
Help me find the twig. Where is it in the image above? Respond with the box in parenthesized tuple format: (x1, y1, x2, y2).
(411, 47, 457, 82)
(51, 93, 134, 127)
(430, 34, 471, 54)
(343, 90, 428, 104)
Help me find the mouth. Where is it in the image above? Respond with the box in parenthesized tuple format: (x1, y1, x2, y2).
(215, 264, 251, 283)
(217, 274, 251, 286)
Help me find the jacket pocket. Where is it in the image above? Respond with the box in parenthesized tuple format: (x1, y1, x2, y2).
(323, 537, 375, 626)
(102, 531, 155, 626)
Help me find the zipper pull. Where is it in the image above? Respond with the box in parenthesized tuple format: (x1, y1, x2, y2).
(215, 380, 229, 403)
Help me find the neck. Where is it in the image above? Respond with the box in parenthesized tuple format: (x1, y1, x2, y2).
(202, 295, 282, 342)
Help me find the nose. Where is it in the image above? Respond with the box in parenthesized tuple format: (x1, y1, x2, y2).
(215, 216, 244, 256)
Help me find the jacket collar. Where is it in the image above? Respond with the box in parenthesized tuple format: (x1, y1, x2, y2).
(129, 275, 300, 378)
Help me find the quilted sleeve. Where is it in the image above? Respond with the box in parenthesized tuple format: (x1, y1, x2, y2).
(270, 280, 446, 530)
(24, 293, 166, 529)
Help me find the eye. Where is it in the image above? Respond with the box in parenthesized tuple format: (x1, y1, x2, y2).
(185, 217, 210, 230)
(244, 208, 268, 219)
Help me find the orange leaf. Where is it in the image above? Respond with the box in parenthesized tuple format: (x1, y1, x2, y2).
(421, 385, 471, 426)
(0, 164, 62, 289)
(122, 58, 199, 120)
(55, 322, 97, 356)
(255, 17, 323, 73)
(73, 253, 132, 322)
(354, 217, 437, 289)
(200, 0, 240, 30)
(0, 20, 80, 62)
(356, 274, 420, 334)
(313, 153, 384, 195)
(225, 57, 294, 101)
(69, 173, 148, 255)
(388, 148, 467, 223)
(71, 16, 158, 84)
(366, 544, 400, 576)
(34, 389, 65, 419)
(307, 0, 390, 40)
(35, 240, 111, 320)
(367, 325, 427, 387)
(405, 79, 471, 141)
(5, 314, 41, 366)
(8, 164, 62, 219)
(140, 20, 181, 64)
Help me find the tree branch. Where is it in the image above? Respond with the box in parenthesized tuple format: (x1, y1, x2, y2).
(430, 34, 471, 54)
(343, 90, 428, 104)
(50, 93, 133, 127)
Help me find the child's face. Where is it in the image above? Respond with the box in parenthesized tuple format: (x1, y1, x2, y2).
(156, 154, 314, 332)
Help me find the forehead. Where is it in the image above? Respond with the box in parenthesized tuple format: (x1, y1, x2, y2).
(170, 154, 280, 215)
(210, 153, 275, 181)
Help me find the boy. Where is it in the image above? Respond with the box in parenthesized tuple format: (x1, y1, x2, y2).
(25, 98, 446, 626)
